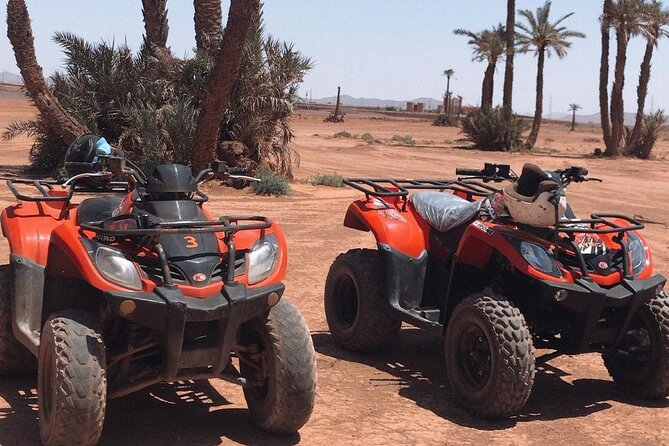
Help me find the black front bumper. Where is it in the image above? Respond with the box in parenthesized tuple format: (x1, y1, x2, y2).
(539, 274, 666, 351)
(104, 282, 284, 378)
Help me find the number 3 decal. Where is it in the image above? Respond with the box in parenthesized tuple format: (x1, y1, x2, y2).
(184, 235, 199, 248)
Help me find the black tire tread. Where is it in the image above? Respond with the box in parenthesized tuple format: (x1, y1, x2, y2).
(446, 293, 536, 419)
(324, 249, 401, 351)
(243, 298, 317, 433)
(603, 291, 669, 399)
(39, 310, 106, 446)
(0, 264, 36, 376)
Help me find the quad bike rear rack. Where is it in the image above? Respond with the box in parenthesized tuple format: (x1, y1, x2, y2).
(5, 178, 128, 202)
(81, 215, 272, 285)
(554, 214, 645, 279)
(344, 178, 499, 205)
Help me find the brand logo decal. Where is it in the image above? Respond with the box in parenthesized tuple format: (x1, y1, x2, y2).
(598, 261, 608, 269)
(382, 209, 405, 222)
(472, 221, 494, 235)
(192, 273, 207, 282)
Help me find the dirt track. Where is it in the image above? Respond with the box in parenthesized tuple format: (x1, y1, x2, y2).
(0, 85, 668, 445)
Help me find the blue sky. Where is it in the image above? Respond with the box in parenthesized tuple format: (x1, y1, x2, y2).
(0, 1, 667, 116)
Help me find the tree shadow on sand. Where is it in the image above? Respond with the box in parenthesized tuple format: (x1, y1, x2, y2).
(312, 328, 669, 431)
(0, 377, 300, 446)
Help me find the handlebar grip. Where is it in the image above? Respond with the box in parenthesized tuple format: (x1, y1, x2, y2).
(456, 168, 483, 176)
(228, 167, 247, 175)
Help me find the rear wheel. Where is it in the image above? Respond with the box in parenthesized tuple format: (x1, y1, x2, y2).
(324, 249, 401, 351)
(445, 292, 535, 419)
(0, 264, 36, 376)
(238, 299, 316, 433)
(38, 310, 106, 446)
(603, 291, 669, 399)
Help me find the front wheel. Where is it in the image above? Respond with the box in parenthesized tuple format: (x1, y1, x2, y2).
(445, 292, 535, 419)
(603, 291, 669, 399)
(38, 310, 107, 446)
(238, 299, 316, 433)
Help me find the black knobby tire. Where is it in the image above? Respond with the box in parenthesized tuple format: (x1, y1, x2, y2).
(0, 264, 37, 376)
(324, 249, 401, 351)
(38, 310, 107, 446)
(603, 291, 669, 399)
(239, 299, 317, 433)
(445, 292, 536, 419)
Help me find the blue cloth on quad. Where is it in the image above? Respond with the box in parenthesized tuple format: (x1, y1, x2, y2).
(409, 192, 481, 232)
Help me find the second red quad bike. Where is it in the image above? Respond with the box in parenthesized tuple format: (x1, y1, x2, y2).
(324, 162, 668, 418)
(0, 135, 316, 446)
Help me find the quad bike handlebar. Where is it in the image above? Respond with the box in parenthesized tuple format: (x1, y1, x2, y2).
(455, 163, 517, 183)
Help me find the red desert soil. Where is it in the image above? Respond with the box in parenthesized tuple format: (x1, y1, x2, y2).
(0, 84, 667, 445)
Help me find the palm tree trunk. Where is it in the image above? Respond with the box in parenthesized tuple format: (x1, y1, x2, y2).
(526, 48, 545, 148)
(6, 0, 86, 145)
(481, 61, 495, 112)
(503, 0, 515, 119)
(194, 0, 223, 52)
(599, 0, 613, 153)
(571, 108, 577, 131)
(141, 0, 169, 49)
(609, 28, 628, 157)
(625, 40, 654, 155)
(192, 0, 260, 170)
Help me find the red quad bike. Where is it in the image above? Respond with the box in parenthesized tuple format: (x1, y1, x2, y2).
(325, 162, 668, 419)
(0, 138, 316, 445)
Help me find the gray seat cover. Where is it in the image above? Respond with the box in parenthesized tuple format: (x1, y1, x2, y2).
(409, 191, 481, 232)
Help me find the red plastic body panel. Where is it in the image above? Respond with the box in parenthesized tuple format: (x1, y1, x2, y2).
(344, 196, 429, 258)
(1, 200, 71, 265)
(2, 191, 287, 298)
(342, 193, 655, 287)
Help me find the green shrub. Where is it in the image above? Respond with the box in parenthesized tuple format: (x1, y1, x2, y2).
(310, 172, 345, 187)
(391, 134, 415, 145)
(628, 110, 666, 159)
(333, 131, 352, 138)
(433, 114, 460, 127)
(251, 167, 292, 196)
(361, 132, 379, 144)
(461, 107, 527, 151)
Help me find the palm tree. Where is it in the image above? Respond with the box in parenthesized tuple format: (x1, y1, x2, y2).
(516, 1, 585, 148)
(194, 0, 223, 52)
(599, 0, 613, 152)
(607, 0, 647, 156)
(625, 0, 669, 154)
(453, 25, 505, 112)
(192, 0, 260, 170)
(569, 103, 582, 131)
(141, 0, 169, 50)
(443, 68, 454, 115)
(6, 0, 86, 145)
(503, 0, 516, 118)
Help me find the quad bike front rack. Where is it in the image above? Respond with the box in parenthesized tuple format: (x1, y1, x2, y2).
(344, 178, 499, 209)
(554, 214, 645, 279)
(81, 215, 272, 285)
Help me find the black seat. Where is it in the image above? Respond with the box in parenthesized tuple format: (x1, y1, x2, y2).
(505, 163, 559, 202)
(77, 196, 123, 224)
(409, 192, 481, 232)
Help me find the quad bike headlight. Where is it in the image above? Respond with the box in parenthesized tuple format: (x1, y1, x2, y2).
(246, 234, 279, 285)
(519, 241, 562, 278)
(94, 246, 142, 290)
(628, 232, 649, 275)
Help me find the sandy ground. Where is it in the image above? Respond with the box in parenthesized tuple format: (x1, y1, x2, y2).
(0, 85, 668, 445)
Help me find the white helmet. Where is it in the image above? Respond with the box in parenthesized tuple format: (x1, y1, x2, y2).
(503, 163, 566, 227)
